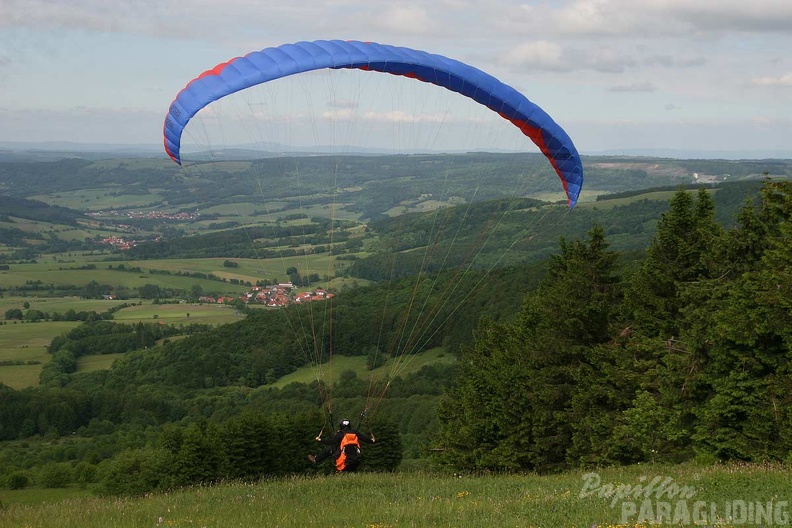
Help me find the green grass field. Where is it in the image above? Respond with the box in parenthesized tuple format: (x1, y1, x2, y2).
(0, 302, 245, 389)
(0, 260, 252, 294)
(1, 254, 359, 294)
(273, 348, 456, 388)
(75, 352, 127, 373)
(1, 463, 789, 527)
(28, 188, 165, 212)
(110, 302, 245, 325)
(0, 321, 80, 389)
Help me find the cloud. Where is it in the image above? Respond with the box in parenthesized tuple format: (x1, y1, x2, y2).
(642, 55, 708, 68)
(323, 109, 449, 124)
(609, 82, 656, 92)
(500, 41, 635, 73)
(0, 105, 163, 143)
(0, 0, 171, 36)
(372, 6, 433, 35)
(327, 99, 360, 110)
(750, 73, 792, 87)
(496, 0, 792, 37)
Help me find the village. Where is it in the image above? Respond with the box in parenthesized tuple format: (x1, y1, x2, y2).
(198, 282, 334, 308)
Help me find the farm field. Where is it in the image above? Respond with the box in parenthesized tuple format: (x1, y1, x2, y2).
(28, 188, 165, 212)
(1, 253, 361, 294)
(0, 302, 245, 389)
(109, 301, 244, 325)
(0, 259, 251, 294)
(0, 321, 80, 389)
(0, 296, 129, 314)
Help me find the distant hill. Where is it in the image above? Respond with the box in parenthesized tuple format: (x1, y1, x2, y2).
(0, 195, 87, 226)
(2, 142, 791, 162)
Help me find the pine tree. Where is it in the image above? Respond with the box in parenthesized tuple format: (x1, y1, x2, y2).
(680, 181, 792, 460)
(624, 188, 723, 338)
(433, 225, 622, 471)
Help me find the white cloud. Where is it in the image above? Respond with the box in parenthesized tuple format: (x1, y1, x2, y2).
(373, 6, 433, 35)
(750, 73, 792, 87)
(500, 41, 564, 71)
(500, 41, 635, 73)
(323, 109, 448, 124)
(0, 0, 172, 36)
(609, 82, 656, 92)
(498, 0, 792, 37)
(1, 0, 790, 154)
(327, 99, 360, 110)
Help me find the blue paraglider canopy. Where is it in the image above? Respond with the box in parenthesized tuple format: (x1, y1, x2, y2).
(163, 39, 583, 206)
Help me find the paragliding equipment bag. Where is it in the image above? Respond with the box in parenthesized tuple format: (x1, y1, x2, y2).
(335, 433, 361, 471)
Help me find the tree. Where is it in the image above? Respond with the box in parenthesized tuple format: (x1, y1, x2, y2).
(623, 188, 723, 339)
(434, 225, 622, 472)
(190, 284, 203, 301)
(677, 181, 792, 460)
(174, 419, 225, 485)
(7, 472, 30, 490)
(4, 308, 22, 320)
(38, 462, 73, 488)
(97, 447, 175, 496)
(361, 419, 403, 471)
(138, 283, 163, 299)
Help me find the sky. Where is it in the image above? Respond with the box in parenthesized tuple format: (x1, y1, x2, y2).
(1, 0, 791, 158)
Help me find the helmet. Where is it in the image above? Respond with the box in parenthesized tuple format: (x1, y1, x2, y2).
(339, 419, 351, 429)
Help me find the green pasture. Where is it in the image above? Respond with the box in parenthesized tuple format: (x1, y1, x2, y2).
(76, 352, 126, 373)
(272, 348, 456, 389)
(0, 321, 79, 389)
(0, 486, 90, 507)
(2, 463, 789, 527)
(579, 190, 679, 210)
(109, 302, 244, 326)
(135, 257, 272, 280)
(577, 188, 717, 211)
(28, 188, 165, 212)
(0, 296, 128, 315)
(0, 218, 111, 246)
(181, 160, 253, 173)
(136, 255, 356, 286)
(0, 361, 47, 389)
(0, 302, 246, 389)
(0, 322, 77, 360)
(86, 158, 173, 171)
(195, 202, 263, 217)
(0, 261, 251, 295)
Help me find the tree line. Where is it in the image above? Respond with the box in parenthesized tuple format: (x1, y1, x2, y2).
(433, 180, 792, 471)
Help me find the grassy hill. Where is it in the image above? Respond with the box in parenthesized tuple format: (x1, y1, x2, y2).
(272, 348, 456, 388)
(1, 463, 790, 527)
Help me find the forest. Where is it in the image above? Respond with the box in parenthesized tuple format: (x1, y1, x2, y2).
(435, 181, 792, 470)
(0, 153, 790, 498)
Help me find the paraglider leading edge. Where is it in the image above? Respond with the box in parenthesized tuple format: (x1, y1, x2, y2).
(162, 39, 584, 207)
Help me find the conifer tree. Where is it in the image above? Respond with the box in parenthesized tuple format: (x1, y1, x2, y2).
(434, 225, 621, 471)
(623, 188, 723, 339)
(680, 181, 792, 460)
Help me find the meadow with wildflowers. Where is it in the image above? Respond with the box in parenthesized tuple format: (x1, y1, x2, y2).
(2, 462, 790, 527)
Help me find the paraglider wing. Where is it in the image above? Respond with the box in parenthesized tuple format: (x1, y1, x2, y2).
(163, 40, 583, 206)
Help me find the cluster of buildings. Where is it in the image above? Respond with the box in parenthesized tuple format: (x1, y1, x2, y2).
(99, 235, 137, 250)
(200, 283, 335, 307)
(89, 210, 200, 221)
